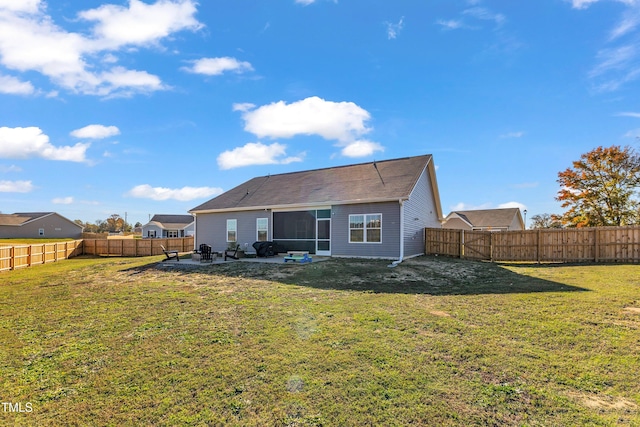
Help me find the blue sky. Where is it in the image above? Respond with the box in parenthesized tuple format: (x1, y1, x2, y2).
(1, 0, 640, 227)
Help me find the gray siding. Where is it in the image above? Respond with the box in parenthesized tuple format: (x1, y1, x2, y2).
(403, 166, 442, 257)
(332, 202, 401, 259)
(195, 210, 270, 253)
(0, 214, 82, 239)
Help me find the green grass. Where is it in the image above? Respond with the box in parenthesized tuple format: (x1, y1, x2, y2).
(1, 255, 639, 426)
(0, 238, 77, 246)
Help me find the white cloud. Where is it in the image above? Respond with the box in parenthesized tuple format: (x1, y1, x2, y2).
(616, 111, 640, 117)
(78, 0, 203, 49)
(463, 7, 506, 26)
(0, 74, 34, 95)
(385, 17, 404, 40)
(498, 201, 527, 211)
(236, 96, 383, 158)
(126, 184, 224, 201)
(340, 140, 384, 158)
(0, 0, 41, 13)
(0, 180, 34, 193)
(623, 127, 640, 137)
(183, 57, 253, 76)
(52, 196, 74, 204)
(232, 102, 256, 112)
(0, 0, 201, 97)
(295, 0, 316, 5)
(0, 126, 89, 162)
(240, 97, 372, 140)
(499, 131, 524, 138)
(569, 0, 601, 9)
(0, 164, 21, 173)
(71, 124, 120, 139)
(217, 142, 304, 170)
(436, 19, 465, 30)
(449, 201, 527, 212)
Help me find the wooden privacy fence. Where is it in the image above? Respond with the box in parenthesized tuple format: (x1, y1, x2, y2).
(425, 226, 640, 263)
(0, 237, 194, 272)
(0, 240, 84, 272)
(81, 237, 193, 257)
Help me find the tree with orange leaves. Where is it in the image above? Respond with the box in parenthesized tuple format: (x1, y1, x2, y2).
(556, 145, 640, 227)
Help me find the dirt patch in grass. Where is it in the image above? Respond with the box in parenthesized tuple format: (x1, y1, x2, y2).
(157, 256, 587, 295)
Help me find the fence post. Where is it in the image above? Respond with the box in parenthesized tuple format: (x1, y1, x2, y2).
(490, 232, 494, 262)
(459, 230, 464, 258)
(10, 246, 14, 271)
(594, 228, 599, 263)
(537, 229, 541, 264)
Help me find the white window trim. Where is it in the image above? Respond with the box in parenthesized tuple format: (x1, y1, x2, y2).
(227, 219, 237, 243)
(256, 218, 268, 242)
(348, 213, 382, 244)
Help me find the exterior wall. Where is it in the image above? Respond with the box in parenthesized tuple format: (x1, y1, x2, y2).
(403, 166, 442, 257)
(0, 215, 82, 239)
(142, 224, 162, 238)
(508, 215, 523, 231)
(195, 210, 270, 253)
(331, 202, 401, 259)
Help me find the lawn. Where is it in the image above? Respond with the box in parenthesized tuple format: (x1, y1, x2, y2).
(1, 255, 639, 426)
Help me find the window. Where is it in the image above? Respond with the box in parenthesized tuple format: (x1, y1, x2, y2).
(38, 228, 45, 236)
(349, 214, 382, 243)
(227, 219, 237, 242)
(257, 218, 268, 241)
(167, 230, 178, 238)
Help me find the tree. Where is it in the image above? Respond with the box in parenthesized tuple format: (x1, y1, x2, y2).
(106, 214, 125, 232)
(529, 213, 563, 229)
(556, 145, 640, 227)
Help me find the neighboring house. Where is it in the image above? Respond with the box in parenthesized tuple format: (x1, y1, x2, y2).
(0, 212, 83, 239)
(190, 155, 443, 260)
(442, 208, 525, 231)
(142, 214, 195, 238)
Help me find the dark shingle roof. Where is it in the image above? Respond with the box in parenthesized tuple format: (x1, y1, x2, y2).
(191, 155, 436, 212)
(0, 212, 52, 226)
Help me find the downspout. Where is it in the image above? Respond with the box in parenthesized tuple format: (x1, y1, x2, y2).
(192, 213, 197, 251)
(388, 199, 405, 268)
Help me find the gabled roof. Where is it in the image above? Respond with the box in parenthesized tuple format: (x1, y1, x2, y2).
(146, 214, 194, 230)
(0, 212, 83, 229)
(445, 208, 522, 228)
(0, 212, 53, 226)
(190, 155, 442, 217)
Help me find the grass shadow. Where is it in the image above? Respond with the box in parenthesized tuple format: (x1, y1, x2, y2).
(126, 255, 589, 296)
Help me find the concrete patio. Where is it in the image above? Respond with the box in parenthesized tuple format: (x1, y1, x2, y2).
(158, 253, 329, 267)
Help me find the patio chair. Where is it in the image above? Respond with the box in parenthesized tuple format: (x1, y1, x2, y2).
(224, 245, 240, 261)
(199, 244, 213, 263)
(161, 245, 179, 262)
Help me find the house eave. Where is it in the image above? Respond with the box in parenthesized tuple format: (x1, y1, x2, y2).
(189, 197, 409, 215)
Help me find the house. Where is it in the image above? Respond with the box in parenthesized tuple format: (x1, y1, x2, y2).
(142, 214, 195, 238)
(442, 208, 525, 231)
(0, 212, 83, 239)
(189, 155, 443, 260)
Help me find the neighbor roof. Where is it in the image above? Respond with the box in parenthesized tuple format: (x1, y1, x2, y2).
(446, 208, 521, 228)
(0, 212, 83, 228)
(147, 214, 194, 229)
(190, 155, 441, 216)
(0, 212, 53, 226)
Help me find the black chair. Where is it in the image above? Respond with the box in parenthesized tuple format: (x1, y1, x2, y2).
(199, 244, 213, 262)
(224, 245, 240, 261)
(161, 245, 179, 261)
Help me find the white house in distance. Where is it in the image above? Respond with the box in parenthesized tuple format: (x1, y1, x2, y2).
(0, 212, 83, 239)
(442, 208, 525, 231)
(190, 155, 444, 261)
(142, 214, 195, 238)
